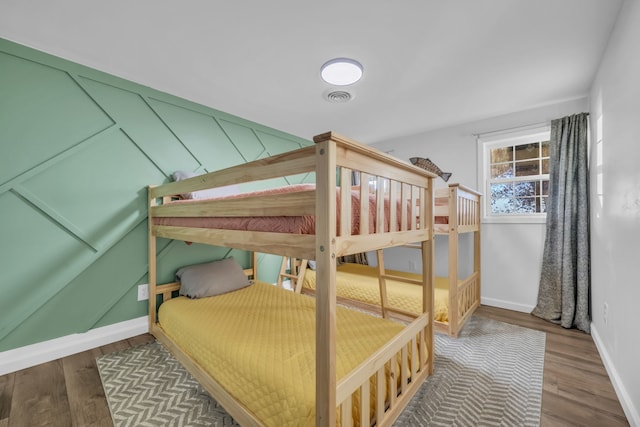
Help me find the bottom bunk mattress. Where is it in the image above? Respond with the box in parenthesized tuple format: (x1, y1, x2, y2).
(302, 263, 451, 322)
(157, 281, 412, 426)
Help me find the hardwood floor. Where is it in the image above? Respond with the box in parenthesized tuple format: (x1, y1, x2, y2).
(0, 334, 154, 427)
(475, 306, 628, 427)
(0, 307, 629, 426)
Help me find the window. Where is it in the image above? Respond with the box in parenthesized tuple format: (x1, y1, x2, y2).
(478, 125, 551, 223)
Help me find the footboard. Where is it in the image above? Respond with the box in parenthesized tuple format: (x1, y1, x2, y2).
(434, 272, 481, 337)
(454, 272, 481, 335)
(337, 313, 431, 427)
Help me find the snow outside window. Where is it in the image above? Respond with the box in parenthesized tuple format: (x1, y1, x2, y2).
(477, 125, 551, 223)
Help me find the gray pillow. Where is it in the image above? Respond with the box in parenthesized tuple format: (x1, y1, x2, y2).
(176, 257, 251, 298)
(172, 170, 240, 199)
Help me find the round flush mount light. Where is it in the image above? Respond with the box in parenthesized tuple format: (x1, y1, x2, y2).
(320, 58, 363, 86)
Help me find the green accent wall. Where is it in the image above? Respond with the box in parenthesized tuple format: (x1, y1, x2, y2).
(0, 38, 312, 352)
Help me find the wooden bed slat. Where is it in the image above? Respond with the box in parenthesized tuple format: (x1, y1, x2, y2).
(359, 172, 370, 236)
(150, 145, 317, 199)
(376, 368, 385, 425)
(360, 380, 370, 427)
(340, 398, 352, 427)
(153, 225, 317, 260)
(375, 177, 385, 234)
(380, 273, 423, 286)
(152, 190, 316, 218)
(340, 168, 353, 238)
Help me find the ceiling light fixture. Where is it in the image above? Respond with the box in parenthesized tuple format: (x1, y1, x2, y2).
(320, 58, 363, 86)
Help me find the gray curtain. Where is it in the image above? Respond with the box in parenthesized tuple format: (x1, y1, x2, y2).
(532, 113, 590, 333)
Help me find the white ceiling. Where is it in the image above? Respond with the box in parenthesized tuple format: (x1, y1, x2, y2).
(0, 0, 623, 144)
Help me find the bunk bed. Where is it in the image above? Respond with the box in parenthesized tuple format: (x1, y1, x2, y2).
(147, 132, 436, 427)
(433, 184, 482, 337)
(282, 183, 481, 338)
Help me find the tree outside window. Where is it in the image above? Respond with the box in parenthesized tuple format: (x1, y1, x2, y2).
(478, 126, 550, 222)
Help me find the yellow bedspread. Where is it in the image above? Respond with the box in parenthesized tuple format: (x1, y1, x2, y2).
(158, 281, 407, 426)
(302, 263, 450, 322)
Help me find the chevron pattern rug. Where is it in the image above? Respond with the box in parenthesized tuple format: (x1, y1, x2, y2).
(394, 316, 545, 426)
(96, 341, 238, 426)
(98, 316, 545, 427)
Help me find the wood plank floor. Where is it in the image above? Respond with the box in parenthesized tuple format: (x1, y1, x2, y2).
(0, 306, 629, 426)
(475, 306, 628, 427)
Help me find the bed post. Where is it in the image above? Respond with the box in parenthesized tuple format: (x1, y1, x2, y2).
(314, 137, 337, 426)
(376, 249, 390, 319)
(148, 186, 157, 329)
(423, 179, 435, 375)
(252, 251, 258, 281)
(448, 185, 459, 337)
(474, 196, 481, 316)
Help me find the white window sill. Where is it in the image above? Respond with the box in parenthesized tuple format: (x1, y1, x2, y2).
(482, 215, 546, 224)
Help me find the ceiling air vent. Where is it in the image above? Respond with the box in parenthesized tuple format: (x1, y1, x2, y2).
(325, 90, 353, 103)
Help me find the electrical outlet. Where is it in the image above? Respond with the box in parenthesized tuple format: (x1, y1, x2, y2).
(138, 284, 149, 301)
(603, 302, 608, 326)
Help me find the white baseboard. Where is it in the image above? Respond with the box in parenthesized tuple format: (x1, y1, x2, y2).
(0, 316, 149, 376)
(481, 296, 535, 313)
(591, 323, 640, 427)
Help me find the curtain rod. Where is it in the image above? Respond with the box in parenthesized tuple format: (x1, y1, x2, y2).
(472, 121, 550, 138)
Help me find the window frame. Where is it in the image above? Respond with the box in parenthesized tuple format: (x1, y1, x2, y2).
(477, 125, 551, 224)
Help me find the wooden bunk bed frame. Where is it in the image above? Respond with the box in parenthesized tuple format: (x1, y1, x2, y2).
(433, 183, 481, 337)
(147, 132, 436, 427)
(279, 183, 481, 338)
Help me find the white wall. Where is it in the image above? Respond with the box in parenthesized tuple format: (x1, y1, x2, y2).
(370, 97, 588, 312)
(589, 0, 640, 424)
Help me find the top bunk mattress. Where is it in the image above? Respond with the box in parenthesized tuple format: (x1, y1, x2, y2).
(157, 281, 407, 426)
(153, 183, 414, 235)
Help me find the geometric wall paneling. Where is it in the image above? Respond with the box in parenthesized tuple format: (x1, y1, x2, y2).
(0, 37, 312, 353)
(0, 52, 114, 187)
(20, 128, 167, 250)
(255, 252, 286, 284)
(0, 221, 152, 351)
(93, 284, 146, 330)
(0, 190, 97, 349)
(154, 241, 233, 286)
(255, 130, 312, 185)
(255, 130, 305, 156)
(77, 77, 200, 175)
(148, 242, 255, 287)
(147, 98, 247, 172)
(217, 119, 267, 162)
(79, 221, 154, 330)
(237, 150, 297, 190)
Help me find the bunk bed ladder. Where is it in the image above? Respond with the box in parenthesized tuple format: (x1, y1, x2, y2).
(277, 256, 308, 292)
(280, 253, 420, 321)
(376, 249, 391, 319)
(377, 246, 432, 321)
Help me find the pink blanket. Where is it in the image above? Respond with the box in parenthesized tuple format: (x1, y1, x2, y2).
(153, 184, 413, 235)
